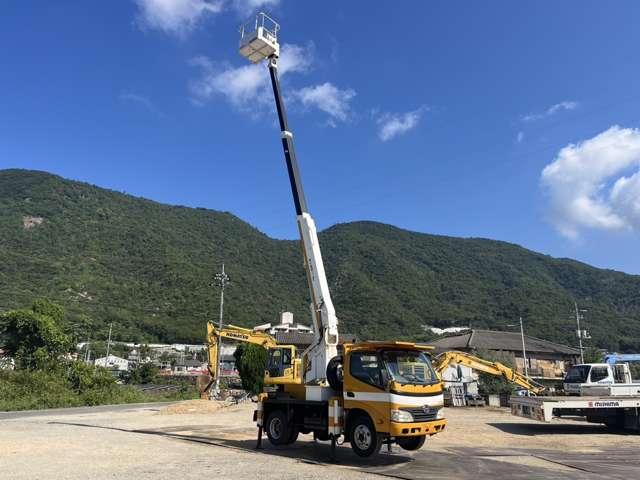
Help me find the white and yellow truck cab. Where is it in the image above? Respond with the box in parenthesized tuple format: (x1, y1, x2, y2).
(255, 342, 447, 457)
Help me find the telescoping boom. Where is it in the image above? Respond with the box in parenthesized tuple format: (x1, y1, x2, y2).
(240, 13, 338, 385)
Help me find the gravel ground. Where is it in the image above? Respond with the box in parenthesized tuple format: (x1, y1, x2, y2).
(0, 401, 378, 480)
(1, 401, 639, 480)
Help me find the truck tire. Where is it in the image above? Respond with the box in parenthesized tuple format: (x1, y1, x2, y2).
(265, 410, 290, 446)
(285, 426, 299, 445)
(326, 355, 343, 391)
(349, 415, 382, 457)
(397, 435, 426, 451)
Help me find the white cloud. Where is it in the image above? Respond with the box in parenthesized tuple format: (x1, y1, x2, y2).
(189, 43, 312, 110)
(376, 108, 425, 142)
(523, 100, 578, 122)
(189, 44, 356, 124)
(293, 83, 355, 124)
(119, 92, 165, 117)
(133, 0, 280, 36)
(231, 0, 279, 15)
(541, 126, 640, 238)
(134, 0, 223, 36)
(516, 131, 524, 143)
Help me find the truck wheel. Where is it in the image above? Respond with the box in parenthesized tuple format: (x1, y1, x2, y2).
(326, 355, 343, 391)
(349, 415, 382, 457)
(285, 426, 299, 445)
(397, 435, 426, 451)
(265, 410, 290, 446)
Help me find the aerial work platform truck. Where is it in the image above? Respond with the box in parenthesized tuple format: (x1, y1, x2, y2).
(233, 13, 447, 457)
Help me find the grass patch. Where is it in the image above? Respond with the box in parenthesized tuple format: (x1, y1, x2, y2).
(0, 363, 198, 412)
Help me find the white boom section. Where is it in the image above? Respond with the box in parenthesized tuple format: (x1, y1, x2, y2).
(237, 16, 340, 386)
(297, 212, 339, 384)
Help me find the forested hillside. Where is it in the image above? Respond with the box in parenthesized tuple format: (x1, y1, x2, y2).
(1, 169, 639, 351)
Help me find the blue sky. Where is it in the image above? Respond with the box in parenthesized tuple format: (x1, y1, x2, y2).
(2, 1, 640, 273)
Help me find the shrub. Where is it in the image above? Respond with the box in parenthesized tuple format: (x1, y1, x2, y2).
(234, 343, 267, 395)
(125, 362, 159, 385)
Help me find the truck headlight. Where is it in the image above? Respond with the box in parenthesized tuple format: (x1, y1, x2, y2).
(391, 409, 414, 423)
(436, 408, 445, 419)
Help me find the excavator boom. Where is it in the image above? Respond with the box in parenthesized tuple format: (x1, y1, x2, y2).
(204, 321, 302, 397)
(433, 351, 545, 394)
(206, 322, 279, 378)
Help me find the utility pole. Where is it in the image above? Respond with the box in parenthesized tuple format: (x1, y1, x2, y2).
(212, 264, 230, 398)
(505, 319, 529, 376)
(519, 317, 528, 377)
(575, 302, 587, 364)
(105, 323, 113, 359)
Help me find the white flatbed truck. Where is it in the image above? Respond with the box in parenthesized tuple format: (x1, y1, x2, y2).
(511, 395, 640, 431)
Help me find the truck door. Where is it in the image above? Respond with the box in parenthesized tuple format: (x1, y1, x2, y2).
(343, 351, 389, 432)
(589, 366, 612, 384)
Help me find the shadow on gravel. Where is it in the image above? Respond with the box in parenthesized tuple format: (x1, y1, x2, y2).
(48, 421, 624, 479)
(47, 421, 411, 468)
(487, 422, 631, 436)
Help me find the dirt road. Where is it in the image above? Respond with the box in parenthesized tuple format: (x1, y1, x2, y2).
(1, 401, 639, 479)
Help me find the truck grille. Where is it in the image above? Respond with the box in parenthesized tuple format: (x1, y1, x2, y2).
(402, 407, 439, 422)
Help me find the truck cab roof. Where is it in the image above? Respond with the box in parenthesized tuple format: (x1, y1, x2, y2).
(345, 341, 434, 352)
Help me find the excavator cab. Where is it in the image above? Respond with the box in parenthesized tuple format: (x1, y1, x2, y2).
(264, 345, 302, 385)
(266, 347, 292, 378)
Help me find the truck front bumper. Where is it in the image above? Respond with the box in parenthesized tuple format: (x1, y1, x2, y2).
(389, 419, 447, 437)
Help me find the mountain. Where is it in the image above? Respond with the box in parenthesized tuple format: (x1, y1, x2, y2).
(1, 169, 639, 351)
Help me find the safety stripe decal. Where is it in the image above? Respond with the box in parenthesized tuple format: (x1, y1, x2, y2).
(344, 391, 444, 406)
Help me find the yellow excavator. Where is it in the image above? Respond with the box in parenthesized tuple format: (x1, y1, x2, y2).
(432, 351, 545, 394)
(203, 322, 302, 397)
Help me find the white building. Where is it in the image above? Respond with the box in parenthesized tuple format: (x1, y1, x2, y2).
(94, 354, 130, 372)
(254, 312, 312, 335)
(77, 342, 206, 355)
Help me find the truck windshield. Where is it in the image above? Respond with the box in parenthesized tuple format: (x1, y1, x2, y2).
(382, 350, 439, 385)
(564, 365, 590, 383)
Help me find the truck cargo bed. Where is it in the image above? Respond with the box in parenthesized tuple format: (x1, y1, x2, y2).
(511, 395, 640, 431)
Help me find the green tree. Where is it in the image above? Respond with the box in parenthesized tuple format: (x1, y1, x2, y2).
(127, 362, 159, 384)
(66, 361, 116, 393)
(583, 347, 604, 363)
(139, 344, 152, 360)
(0, 299, 72, 369)
(31, 298, 65, 324)
(68, 314, 94, 345)
(234, 343, 267, 395)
